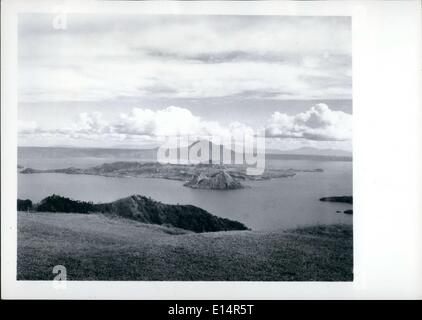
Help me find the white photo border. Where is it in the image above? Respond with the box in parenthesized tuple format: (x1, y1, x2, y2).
(2, 0, 422, 299)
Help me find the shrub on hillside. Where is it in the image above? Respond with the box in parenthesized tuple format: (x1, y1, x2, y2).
(17, 199, 33, 211)
(36, 194, 95, 213)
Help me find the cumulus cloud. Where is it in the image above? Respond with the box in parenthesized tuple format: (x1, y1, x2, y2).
(18, 103, 353, 152)
(18, 106, 259, 147)
(266, 103, 352, 141)
(113, 106, 231, 137)
(70, 112, 110, 134)
(19, 104, 352, 146)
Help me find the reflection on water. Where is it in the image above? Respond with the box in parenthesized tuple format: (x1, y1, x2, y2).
(17, 158, 352, 231)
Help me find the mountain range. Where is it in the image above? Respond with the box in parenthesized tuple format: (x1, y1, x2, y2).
(18, 145, 351, 159)
(266, 147, 352, 157)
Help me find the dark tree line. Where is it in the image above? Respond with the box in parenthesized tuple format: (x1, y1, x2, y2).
(18, 194, 96, 213)
(17, 199, 33, 211)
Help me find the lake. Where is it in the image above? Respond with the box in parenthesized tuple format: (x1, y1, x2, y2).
(17, 157, 353, 231)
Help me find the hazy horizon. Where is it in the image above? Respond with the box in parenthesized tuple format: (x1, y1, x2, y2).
(17, 144, 353, 159)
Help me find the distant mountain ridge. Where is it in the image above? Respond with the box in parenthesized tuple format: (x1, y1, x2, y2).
(18, 145, 351, 160)
(18, 146, 158, 160)
(267, 147, 352, 157)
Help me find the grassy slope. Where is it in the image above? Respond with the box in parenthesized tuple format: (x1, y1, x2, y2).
(17, 212, 353, 281)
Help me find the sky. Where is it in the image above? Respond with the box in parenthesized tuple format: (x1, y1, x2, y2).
(18, 14, 352, 151)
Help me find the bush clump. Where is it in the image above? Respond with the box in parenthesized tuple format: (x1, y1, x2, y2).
(17, 199, 33, 211)
(36, 194, 95, 213)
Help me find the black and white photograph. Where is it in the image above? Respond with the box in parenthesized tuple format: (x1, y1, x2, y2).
(2, 0, 421, 301)
(16, 12, 353, 281)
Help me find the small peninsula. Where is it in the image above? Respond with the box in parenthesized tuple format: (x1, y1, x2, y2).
(319, 196, 353, 205)
(17, 194, 248, 233)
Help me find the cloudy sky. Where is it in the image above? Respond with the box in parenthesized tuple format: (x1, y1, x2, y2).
(18, 14, 352, 150)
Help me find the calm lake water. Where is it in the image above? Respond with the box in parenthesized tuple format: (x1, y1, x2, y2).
(18, 157, 353, 231)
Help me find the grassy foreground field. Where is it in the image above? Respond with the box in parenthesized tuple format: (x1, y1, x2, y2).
(17, 212, 353, 281)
